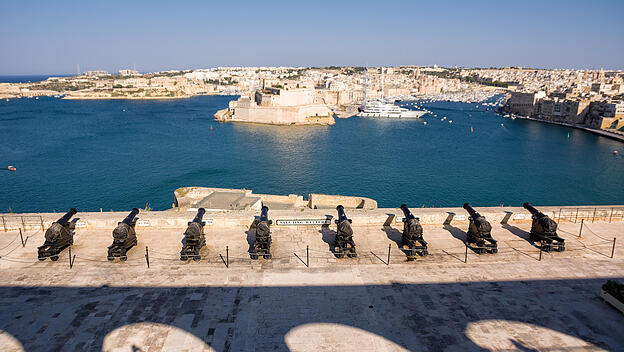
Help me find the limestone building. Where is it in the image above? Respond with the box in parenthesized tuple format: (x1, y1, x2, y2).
(216, 86, 335, 125)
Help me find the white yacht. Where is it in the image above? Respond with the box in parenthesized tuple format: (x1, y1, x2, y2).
(358, 101, 426, 119)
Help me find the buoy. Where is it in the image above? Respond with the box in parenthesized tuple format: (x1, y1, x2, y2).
(614, 150, 619, 155)
(567, 133, 570, 138)
(449, 120, 452, 124)
(423, 121, 427, 125)
(470, 126, 473, 133)
(210, 125, 213, 131)
(500, 123, 504, 127)
(8, 166, 16, 171)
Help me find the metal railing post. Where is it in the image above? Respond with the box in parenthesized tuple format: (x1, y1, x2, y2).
(592, 208, 597, 223)
(539, 246, 543, 261)
(69, 247, 76, 269)
(226, 246, 229, 268)
(387, 244, 391, 265)
(611, 238, 616, 259)
(464, 243, 468, 263)
(558, 208, 562, 224)
(2, 216, 6, 232)
(579, 219, 584, 237)
(575, 208, 579, 223)
(40, 216, 44, 231)
(306, 245, 309, 267)
(21, 216, 25, 231)
(610, 208, 614, 223)
(145, 246, 150, 268)
(19, 228, 27, 247)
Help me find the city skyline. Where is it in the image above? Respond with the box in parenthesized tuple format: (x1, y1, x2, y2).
(1, 0, 624, 75)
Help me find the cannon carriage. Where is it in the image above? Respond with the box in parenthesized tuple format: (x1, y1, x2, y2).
(38, 208, 77, 261)
(180, 208, 207, 261)
(400, 204, 428, 258)
(333, 205, 357, 258)
(251, 206, 272, 259)
(523, 203, 565, 252)
(107, 208, 139, 261)
(463, 203, 497, 254)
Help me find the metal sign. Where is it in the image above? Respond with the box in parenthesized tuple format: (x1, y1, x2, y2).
(275, 219, 331, 226)
(395, 216, 404, 222)
(75, 221, 87, 228)
(512, 213, 526, 220)
(137, 220, 150, 227)
(454, 215, 466, 221)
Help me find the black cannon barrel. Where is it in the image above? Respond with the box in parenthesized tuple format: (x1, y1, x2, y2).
(523, 202, 544, 217)
(57, 208, 77, 226)
(463, 203, 480, 218)
(260, 206, 269, 222)
(336, 205, 349, 222)
(400, 204, 416, 220)
(192, 208, 206, 223)
(122, 208, 140, 225)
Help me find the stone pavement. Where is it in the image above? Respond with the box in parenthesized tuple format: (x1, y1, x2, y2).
(0, 221, 623, 351)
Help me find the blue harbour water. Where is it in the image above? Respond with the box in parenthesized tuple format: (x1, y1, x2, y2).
(1, 95, 622, 213)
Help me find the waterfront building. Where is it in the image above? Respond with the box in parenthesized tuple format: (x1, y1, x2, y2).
(507, 91, 546, 116)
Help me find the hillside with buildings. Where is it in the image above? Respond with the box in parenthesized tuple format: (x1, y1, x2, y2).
(1, 66, 622, 131)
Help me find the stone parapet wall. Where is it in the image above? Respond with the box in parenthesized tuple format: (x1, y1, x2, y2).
(2, 205, 622, 231)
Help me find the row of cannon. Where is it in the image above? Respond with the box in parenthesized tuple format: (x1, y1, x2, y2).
(36, 203, 565, 262)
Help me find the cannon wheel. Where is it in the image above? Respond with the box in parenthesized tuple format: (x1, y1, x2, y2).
(347, 252, 357, 258)
(192, 255, 201, 262)
(38, 257, 46, 261)
(107, 257, 114, 261)
(250, 253, 259, 260)
(180, 255, 188, 261)
(335, 252, 345, 258)
(263, 254, 272, 259)
(120, 256, 128, 261)
(51, 255, 59, 261)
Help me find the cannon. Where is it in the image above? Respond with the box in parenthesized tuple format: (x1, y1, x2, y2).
(107, 208, 139, 261)
(523, 203, 565, 252)
(251, 206, 272, 259)
(180, 208, 206, 261)
(400, 204, 428, 258)
(333, 205, 357, 258)
(463, 203, 497, 254)
(38, 208, 77, 261)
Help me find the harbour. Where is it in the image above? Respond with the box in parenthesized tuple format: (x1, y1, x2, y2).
(2, 95, 623, 213)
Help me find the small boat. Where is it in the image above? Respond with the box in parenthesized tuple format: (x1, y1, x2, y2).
(614, 150, 619, 155)
(8, 166, 16, 171)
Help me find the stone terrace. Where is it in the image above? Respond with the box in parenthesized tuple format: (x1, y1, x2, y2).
(0, 212, 623, 351)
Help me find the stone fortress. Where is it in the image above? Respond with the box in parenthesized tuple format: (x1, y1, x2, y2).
(1, 187, 623, 351)
(214, 82, 335, 125)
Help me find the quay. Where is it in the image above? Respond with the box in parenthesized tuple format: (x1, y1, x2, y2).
(515, 115, 624, 143)
(1, 204, 624, 351)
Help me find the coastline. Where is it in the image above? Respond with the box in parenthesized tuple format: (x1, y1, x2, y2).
(515, 116, 624, 143)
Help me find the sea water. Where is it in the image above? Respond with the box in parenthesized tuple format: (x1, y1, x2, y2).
(1, 95, 622, 212)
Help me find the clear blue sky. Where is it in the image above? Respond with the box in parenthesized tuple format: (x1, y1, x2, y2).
(1, 0, 623, 75)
